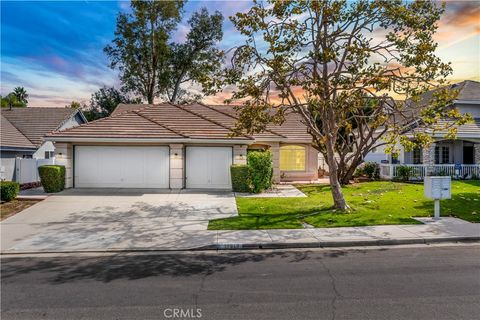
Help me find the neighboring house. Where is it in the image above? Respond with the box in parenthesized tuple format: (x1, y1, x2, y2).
(45, 103, 319, 190)
(0, 107, 87, 181)
(363, 80, 480, 179)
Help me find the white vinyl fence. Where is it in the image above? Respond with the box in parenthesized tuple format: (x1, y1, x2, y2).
(380, 164, 480, 180)
(12, 158, 55, 184)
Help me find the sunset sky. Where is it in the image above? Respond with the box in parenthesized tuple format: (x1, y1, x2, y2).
(1, 0, 479, 107)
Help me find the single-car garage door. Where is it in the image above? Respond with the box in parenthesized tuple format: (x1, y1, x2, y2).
(186, 147, 232, 189)
(74, 146, 169, 188)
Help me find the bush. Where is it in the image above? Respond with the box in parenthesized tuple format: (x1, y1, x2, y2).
(0, 181, 20, 202)
(354, 161, 380, 180)
(38, 165, 65, 193)
(396, 165, 414, 182)
(247, 151, 273, 193)
(230, 165, 251, 192)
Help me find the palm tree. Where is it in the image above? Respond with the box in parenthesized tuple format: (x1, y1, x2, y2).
(12, 87, 28, 106)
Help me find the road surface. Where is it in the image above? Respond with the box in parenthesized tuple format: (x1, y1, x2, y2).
(1, 244, 479, 320)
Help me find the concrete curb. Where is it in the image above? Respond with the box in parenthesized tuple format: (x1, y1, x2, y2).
(1, 236, 478, 255)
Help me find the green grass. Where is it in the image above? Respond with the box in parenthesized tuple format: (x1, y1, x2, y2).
(208, 180, 480, 230)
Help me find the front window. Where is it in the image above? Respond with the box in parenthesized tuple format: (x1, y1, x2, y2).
(413, 148, 422, 164)
(435, 146, 450, 164)
(280, 145, 306, 171)
(45, 151, 55, 159)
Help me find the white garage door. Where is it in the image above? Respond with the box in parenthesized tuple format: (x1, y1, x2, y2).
(186, 147, 232, 189)
(75, 146, 169, 188)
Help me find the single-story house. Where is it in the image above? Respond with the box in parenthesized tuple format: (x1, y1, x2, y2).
(45, 103, 319, 189)
(363, 80, 480, 179)
(1, 107, 87, 181)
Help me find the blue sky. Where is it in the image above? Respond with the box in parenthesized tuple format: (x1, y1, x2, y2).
(1, 0, 479, 107)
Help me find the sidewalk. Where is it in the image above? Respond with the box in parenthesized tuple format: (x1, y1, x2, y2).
(1, 217, 478, 254)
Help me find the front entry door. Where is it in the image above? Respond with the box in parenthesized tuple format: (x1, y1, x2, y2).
(463, 146, 474, 164)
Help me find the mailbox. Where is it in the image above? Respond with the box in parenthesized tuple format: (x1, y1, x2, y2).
(424, 176, 451, 199)
(424, 176, 451, 219)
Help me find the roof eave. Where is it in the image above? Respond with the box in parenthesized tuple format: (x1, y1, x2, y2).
(44, 137, 254, 145)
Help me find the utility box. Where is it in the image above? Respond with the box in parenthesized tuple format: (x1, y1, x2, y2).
(424, 176, 451, 219)
(424, 176, 451, 199)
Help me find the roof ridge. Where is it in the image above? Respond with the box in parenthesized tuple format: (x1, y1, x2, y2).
(199, 102, 287, 138)
(173, 103, 254, 139)
(113, 103, 153, 116)
(133, 108, 189, 138)
(45, 111, 122, 137)
(1, 114, 36, 146)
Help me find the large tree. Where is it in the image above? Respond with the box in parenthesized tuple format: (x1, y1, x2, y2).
(104, 0, 185, 104)
(165, 8, 224, 104)
(105, 1, 224, 105)
(85, 86, 142, 121)
(1, 93, 25, 109)
(214, 0, 470, 210)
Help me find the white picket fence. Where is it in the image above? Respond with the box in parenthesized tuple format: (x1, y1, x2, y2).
(380, 164, 480, 180)
(14, 158, 55, 184)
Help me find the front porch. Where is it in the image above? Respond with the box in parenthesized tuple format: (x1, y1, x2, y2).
(380, 139, 480, 180)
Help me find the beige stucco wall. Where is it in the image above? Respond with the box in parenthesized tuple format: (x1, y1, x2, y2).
(233, 145, 247, 165)
(54, 142, 73, 188)
(169, 144, 184, 189)
(250, 142, 318, 183)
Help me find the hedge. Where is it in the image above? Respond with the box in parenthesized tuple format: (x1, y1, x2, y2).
(38, 165, 66, 193)
(247, 150, 273, 193)
(0, 181, 20, 202)
(230, 164, 251, 192)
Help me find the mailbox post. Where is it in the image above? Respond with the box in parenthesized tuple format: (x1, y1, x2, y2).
(424, 176, 452, 219)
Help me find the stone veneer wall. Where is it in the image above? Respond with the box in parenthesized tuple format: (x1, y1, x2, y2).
(422, 143, 436, 166)
(474, 143, 480, 164)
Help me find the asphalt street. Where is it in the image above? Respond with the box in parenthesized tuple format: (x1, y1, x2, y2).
(1, 244, 479, 320)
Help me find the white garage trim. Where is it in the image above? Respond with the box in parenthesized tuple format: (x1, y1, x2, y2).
(74, 146, 169, 188)
(185, 146, 232, 189)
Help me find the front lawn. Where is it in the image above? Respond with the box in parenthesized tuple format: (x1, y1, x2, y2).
(208, 180, 480, 230)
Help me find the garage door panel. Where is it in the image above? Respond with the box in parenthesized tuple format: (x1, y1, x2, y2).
(122, 149, 145, 186)
(145, 148, 169, 187)
(210, 148, 231, 187)
(100, 148, 123, 185)
(186, 147, 232, 189)
(75, 146, 169, 188)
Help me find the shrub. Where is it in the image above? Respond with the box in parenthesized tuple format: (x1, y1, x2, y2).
(0, 181, 20, 202)
(354, 161, 380, 180)
(247, 151, 273, 193)
(396, 165, 414, 182)
(230, 164, 251, 192)
(38, 165, 65, 193)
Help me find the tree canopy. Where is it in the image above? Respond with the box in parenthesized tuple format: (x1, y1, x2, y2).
(105, 0, 224, 104)
(1, 87, 28, 108)
(213, 0, 471, 210)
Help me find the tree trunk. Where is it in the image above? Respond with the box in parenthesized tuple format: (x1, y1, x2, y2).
(147, 91, 154, 104)
(325, 138, 349, 211)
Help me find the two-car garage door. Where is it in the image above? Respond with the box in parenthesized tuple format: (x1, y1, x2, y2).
(74, 146, 232, 189)
(74, 146, 169, 188)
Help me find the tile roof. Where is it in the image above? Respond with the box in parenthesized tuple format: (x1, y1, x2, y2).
(111, 104, 145, 116)
(206, 105, 312, 141)
(1, 107, 81, 147)
(433, 118, 480, 138)
(453, 80, 480, 101)
(1, 115, 36, 150)
(47, 104, 252, 140)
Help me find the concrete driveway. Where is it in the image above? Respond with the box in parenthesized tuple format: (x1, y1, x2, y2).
(1, 189, 237, 252)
